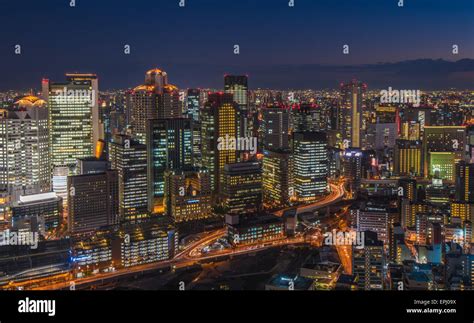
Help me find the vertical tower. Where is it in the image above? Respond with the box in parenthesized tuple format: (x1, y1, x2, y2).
(340, 80, 365, 148)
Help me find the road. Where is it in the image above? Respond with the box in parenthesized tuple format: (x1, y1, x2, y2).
(17, 180, 348, 290)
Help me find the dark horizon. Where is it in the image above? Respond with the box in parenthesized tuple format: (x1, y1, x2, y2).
(1, 0, 473, 90)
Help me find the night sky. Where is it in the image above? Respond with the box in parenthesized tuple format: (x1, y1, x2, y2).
(0, 0, 473, 90)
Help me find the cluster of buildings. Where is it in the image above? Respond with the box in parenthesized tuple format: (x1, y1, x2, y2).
(0, 68, 474, 291)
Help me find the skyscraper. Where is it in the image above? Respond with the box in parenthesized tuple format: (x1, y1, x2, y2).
(109, 134, 148, 221)
(43, 74, 101, 169)
(340, 80, 366, 148)
(262, 106, 289, 150)
(262, 149, 293, 208)
(68, 170, 119, 234)
(455, 161, 474, 202)
(222, 161, 262, 214)
(147, 118, 193, 212)
(394, 140, 423, 177)
(423, 126, 466, 178)
(201, 93, 240, 194)
(186, 88, 200, 122)
(343, 149, 363, 195)
(293, 132, 328, 201)
(224, 75, 248, 137)
(164, 167, 212, 223)
(352, 231, 384, 290)
(129, 69, 181, 143)
(0, 96, 50, 200)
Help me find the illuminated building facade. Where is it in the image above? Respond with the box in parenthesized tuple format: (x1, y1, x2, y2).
(429, 152, 455, 180)
(224, 75, 248, 137)
(455, 161, 474, 202)
(43, 74, 101, 168)
(423, 126, 466, 178)
(226, 214, 285, 246)
(352, 231, 384, 290)
(262, 149, 292, 208)
(293, 131, 328, 201)
(222, 161, 262, 214)
(340, 80, 366, 148)
(67, 170, 119, 234)
(262, 106, 289, 150)
(0, 97, 50, 200)
(201, 93, 240, 194)
(343, 149, 362, 194)
(129, 69, 181, 143)
(164, 167, 212, 223)
(394, 140, 422, 177)
(146, 118, 193, 212)
(109, 134, 148, 221)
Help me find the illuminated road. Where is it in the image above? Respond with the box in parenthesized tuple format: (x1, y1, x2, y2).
(274, 181, 346, 217)
(14, 181, 348, 290)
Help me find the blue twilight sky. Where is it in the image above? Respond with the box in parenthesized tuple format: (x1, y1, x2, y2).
(0, 0, 473, 90)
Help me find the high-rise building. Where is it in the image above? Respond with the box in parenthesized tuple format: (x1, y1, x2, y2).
(164, 167, 212, 223)
(398, 178, 417, 202)
(293, 132, 328, 201)
(340, 81, 366, 148)
(0, 97, 50, 200)
(343, 149, 363, 195)
(423, 126, 466, 178)
(352, 231, 384, 290)
(186, 89, 200, 122)
(109, 134, 148, 221)
(68, 170, 119, 234)
(394, 140, 423, 177)
(355, 203, 392, 244)
(129, 69, 181, 143)
(201, 93, 240, 194)
(43, 74, 101, 168)
(224, 75, 248, 137)
(262, 149, 293, 208)
(292, 104, 322, 133)
(147, 118, 193, 212)
(455, 161, 474, 202)
(429, 152, 456, 180)
(262, 106, 289, 150)
(222, 161, 262, 214)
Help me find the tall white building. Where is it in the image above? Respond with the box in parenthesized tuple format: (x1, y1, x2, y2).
(0, 96, 50, 200)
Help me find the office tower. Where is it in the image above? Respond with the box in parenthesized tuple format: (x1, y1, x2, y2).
(164, 167, 212, 223)
(11, 192, 63, 235)
(68, 170, 119, 234)
(451, 201, 474, 224)
(355, 204, 391, 244)
(293, 132, 328, 201)
(340, 80, 366, 148)
(109, 134, 148, 221)
(224, 75, 248, 137)
(0, 97, 50, 200)
(388, 223, 405, 263)
(201, 93, 240, 193)
(222, 161, 262, 214)
(129, 69, 181, 143)
(401, 121, 421, 141)
(423, 126, 466, 178)
(43, 74, 101, 168)
(262, 106, 289, 150)
(262, 149, 292, 208)
(76, 157, 109, 175)
(343, 149, 362, 195)
(374, 123, 398, 150)
(455, 161, 474, 202)
(52, 166, 69, 208)
(394, 140, 423, 177)
(398, 178, 417, 202)
(147, 118, 193, 212)
(352, 231, 384, 290)
(292, 104, 322, 132)
(429, 152, 456, 180)
(186, 89, 200, 122)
